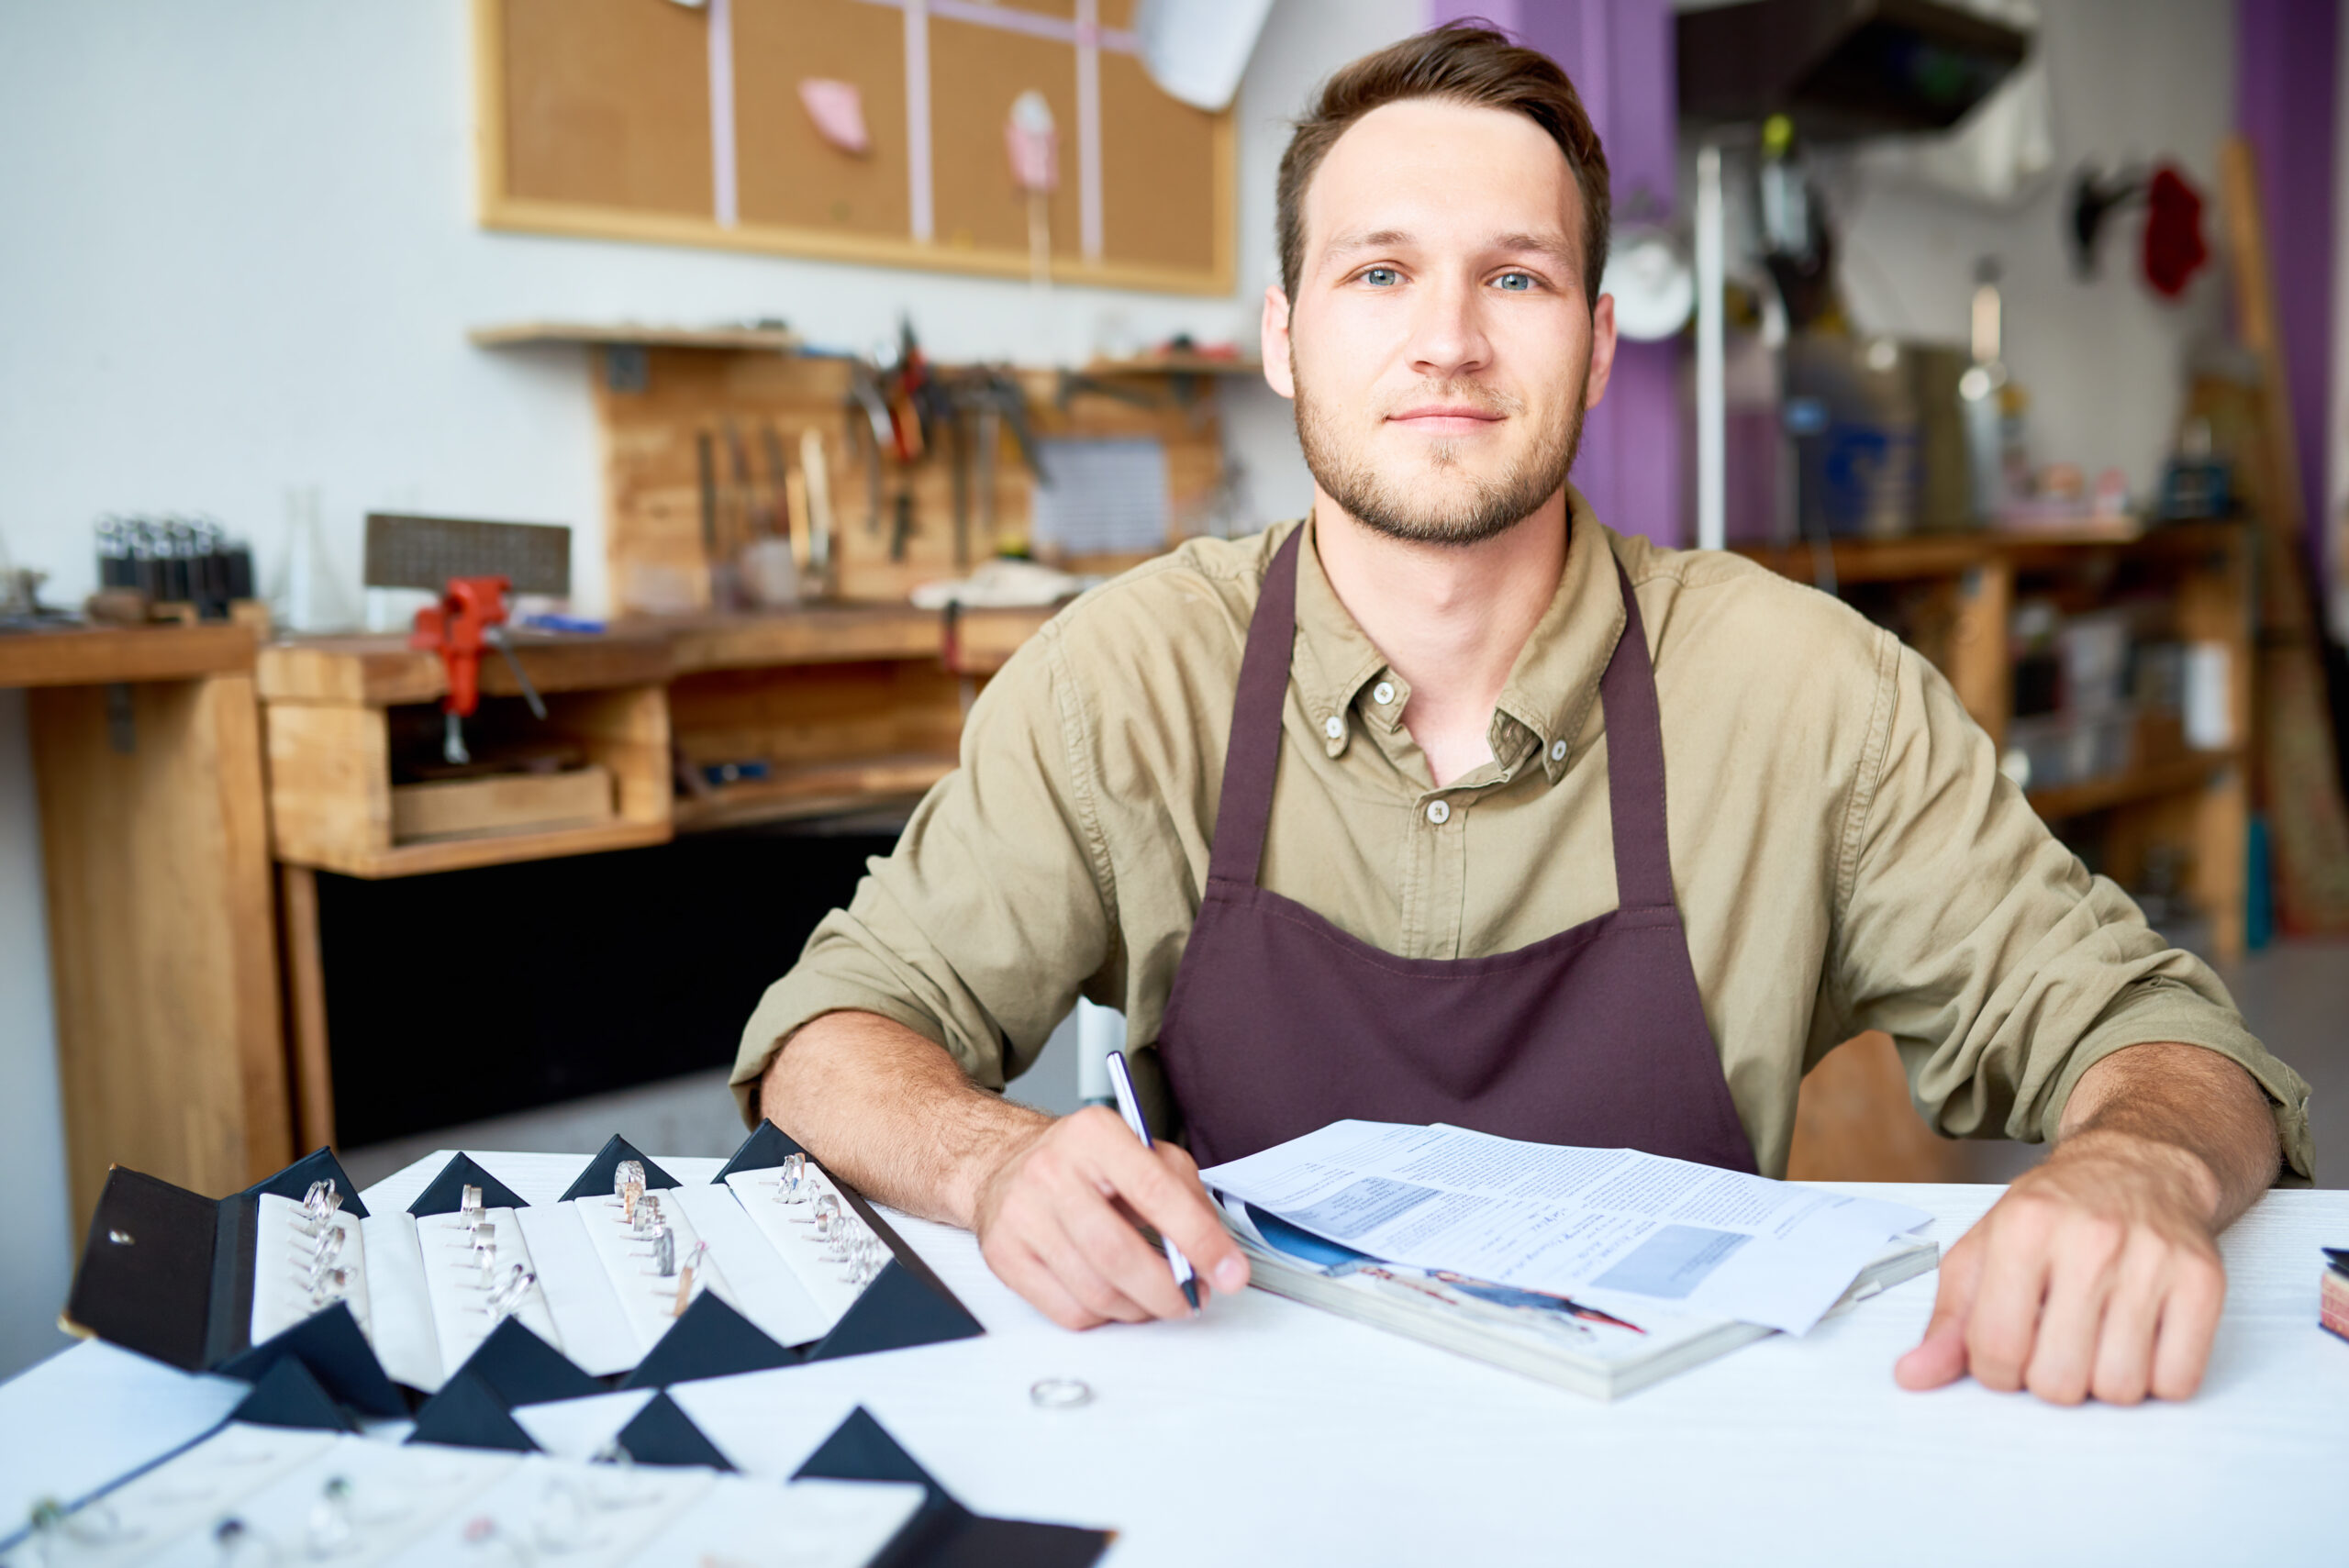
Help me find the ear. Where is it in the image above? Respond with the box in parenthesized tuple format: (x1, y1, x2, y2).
(1581, 292, 1619, 412)
(1260, 285, 1296, 400)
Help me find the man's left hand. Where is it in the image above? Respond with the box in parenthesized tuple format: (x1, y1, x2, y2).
(1893, 1040, 2281, 1405)
(1895, 1130, 2226, 1403)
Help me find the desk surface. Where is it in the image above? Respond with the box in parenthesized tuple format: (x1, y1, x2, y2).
(7, 1153, 2342, 1565)
(0, 623, 256, 687)
(255, 604, 1057, 706)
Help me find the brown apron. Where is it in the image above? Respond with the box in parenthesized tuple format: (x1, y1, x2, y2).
(1155, 526, 1759, 1173)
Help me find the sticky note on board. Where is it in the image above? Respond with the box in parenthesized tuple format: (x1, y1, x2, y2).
(800, 79, 870, 155)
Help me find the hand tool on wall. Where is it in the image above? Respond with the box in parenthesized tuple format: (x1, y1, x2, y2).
(845, 366, 890, 539)
(800, 428, 836, 583)
(759, 423, 795, 554)
(697, 428, 746, 611)
(409, 574, 546, 765)
(973, 396, 1001, 561)
(948, 399, 972, 570)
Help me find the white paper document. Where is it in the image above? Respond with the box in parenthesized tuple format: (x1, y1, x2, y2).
(1200, 1122, 1931, 1333)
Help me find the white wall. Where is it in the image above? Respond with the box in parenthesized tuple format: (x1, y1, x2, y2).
(0, 0, 1408, 1375)
(1826, 0, 2236, 503)
(0, 692, 72, 1377)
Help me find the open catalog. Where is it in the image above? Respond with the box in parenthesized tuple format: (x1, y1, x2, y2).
(1200, 1122, 1940, 1401)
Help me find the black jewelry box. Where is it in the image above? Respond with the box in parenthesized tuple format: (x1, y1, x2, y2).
(63, 1125, 985, 1420)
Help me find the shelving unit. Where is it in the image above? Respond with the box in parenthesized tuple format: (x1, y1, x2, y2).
(1735, 519, 2254, 960)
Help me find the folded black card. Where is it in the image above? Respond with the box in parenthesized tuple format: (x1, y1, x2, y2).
(216, 1301, 407, 1418)
(407, 1370, 540, 1452)
(407, 1152, 530, 1218)
(229, 1354, 360, 1433)
(614, 1391, 735, 1470)
(618, 1290, 799, 1390)
(450, 1318, 601, 1407)
(795, 1407, 1112, 1568)
(247, 1147, 371, 1220)
(558, 1135, 684, 1203)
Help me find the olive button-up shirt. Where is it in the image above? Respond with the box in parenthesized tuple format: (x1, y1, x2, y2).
(732, 499, 2313, 1182)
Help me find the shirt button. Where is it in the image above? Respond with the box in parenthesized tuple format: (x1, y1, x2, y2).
(1373, 681, 1397, 706)
(1426, 799, 1451, 826)
(1323, 716, 1344, 741)
(1549, 739, 1568, 762)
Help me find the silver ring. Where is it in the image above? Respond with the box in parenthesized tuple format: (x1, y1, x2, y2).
(1029, 1378, 1093, 1410)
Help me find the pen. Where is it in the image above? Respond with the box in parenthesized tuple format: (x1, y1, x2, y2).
(1103, 1050, 1201, 1316)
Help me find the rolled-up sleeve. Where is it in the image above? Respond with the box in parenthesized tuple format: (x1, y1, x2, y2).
(1830, 638, 2313, 1183)
(728, 625, 1119, 1124)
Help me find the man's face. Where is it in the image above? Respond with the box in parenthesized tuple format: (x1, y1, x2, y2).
(1264, 98, 1616, 546)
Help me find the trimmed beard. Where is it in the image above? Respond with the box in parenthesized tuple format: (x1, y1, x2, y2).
(1292, 353, 1586, 548)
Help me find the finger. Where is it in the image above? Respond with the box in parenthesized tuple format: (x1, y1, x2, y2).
(1059, 1183, 1197, 1319)
(1147, 1143, 1250, 1297)
(2149, 1251, 2226, 1401)
(2024, 1221, 2125, 1405)
(987, 1240, 1108, 1332)
(1071, 1114, 1250, 1296)
(1965, 1216, 2054, 1394)
(1022, 1195, 1160, 1324)
(2087, 1237, 2167, 1406)
(1895, 1229, 1982, 1391)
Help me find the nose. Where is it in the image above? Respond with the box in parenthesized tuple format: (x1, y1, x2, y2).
(1405, 269, 1493, 382)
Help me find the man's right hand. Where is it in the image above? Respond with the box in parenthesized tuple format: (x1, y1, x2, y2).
(973, 1105, 1251, 1329)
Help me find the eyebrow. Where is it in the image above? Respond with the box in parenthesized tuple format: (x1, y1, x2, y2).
(1320, 228, 1577, 263)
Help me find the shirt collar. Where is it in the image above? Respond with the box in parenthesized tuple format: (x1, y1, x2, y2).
(1288, 489, 1630, 779)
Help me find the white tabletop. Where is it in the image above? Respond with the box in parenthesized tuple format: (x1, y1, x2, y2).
(6, 1153, 2343, 1566)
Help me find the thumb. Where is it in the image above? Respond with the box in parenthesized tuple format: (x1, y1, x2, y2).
(1895, 1232, 1981, 1391)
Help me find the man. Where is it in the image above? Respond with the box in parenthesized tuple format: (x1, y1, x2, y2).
(734, 27, 2310, 1406)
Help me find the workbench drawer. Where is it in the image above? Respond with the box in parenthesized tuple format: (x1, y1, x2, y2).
(263, 685, 672, 877)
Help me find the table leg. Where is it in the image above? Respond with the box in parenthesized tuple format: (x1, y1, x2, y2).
(278, 862, 336, 1151)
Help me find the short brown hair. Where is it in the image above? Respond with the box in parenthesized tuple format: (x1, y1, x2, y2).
(1275, 23, 1611, 309)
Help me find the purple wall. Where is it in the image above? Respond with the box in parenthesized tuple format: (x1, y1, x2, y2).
(1427, 1, 1687, 546)
(2236, 0, 2338, 578)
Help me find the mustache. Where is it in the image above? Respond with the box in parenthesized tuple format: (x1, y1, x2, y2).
(1377, 381, 1523, 419)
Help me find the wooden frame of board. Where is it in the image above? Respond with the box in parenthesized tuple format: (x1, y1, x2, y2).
(472, 0, 1236, 296)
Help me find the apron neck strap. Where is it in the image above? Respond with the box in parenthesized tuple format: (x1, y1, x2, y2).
(1208, 527, 1678, 917)
(1207, 525, 1304, 887)
(1598, 562, 1677, 911)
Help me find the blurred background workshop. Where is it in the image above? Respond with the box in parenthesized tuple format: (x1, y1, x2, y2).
(2, 0, 2345, 1378)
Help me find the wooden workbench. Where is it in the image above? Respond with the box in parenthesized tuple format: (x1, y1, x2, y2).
(2, 624, 288, 1234)
(257, 600, 1056, 1151)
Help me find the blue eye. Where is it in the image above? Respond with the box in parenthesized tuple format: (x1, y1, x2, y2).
(1494, 272, 1535, 292)
(1362, 266, 1401, 286)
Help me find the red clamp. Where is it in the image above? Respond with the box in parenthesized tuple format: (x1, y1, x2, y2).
(409, 575, 511, 721)
(410, 575, 541, 763)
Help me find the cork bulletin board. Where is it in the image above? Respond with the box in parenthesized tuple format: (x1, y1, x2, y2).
(473, 0, 1233, 295)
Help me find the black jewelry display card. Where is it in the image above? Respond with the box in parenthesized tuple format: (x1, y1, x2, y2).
(65, 1151, 395, 1412)
(796, 1407, 1113, 1568)
(64, 1128, 993, 1431)
(716, 1121, 985, 1362)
